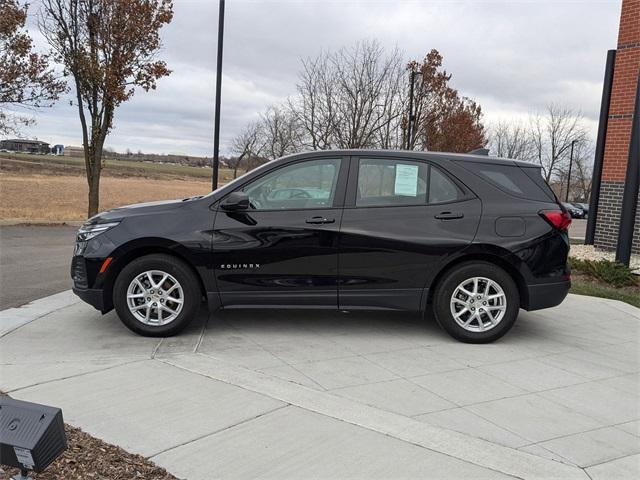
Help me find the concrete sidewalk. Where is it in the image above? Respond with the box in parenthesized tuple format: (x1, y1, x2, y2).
(1, 293, 638, 479)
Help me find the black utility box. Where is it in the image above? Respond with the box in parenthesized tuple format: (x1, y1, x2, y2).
(0, 397, 67, 472)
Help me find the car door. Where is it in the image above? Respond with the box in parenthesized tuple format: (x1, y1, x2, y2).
(338, 155, 481, 311)
(212, 156, 348, 308)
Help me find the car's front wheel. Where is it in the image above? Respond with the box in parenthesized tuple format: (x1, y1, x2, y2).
(113, 254, 201, 336)
(433, 261, 520, 343)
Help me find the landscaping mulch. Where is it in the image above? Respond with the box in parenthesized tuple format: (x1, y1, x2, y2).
(1, 422, 178, 480)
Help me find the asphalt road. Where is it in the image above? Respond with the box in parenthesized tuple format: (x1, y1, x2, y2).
(0, 224, 77, 310)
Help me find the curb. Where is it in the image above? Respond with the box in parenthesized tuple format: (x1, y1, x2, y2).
(159, 353, 590, 480)
(0, 290, 80, 337)
(0, 220, 83, 227)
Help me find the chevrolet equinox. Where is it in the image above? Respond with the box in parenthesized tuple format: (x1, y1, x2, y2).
(72, 150, 571, 343)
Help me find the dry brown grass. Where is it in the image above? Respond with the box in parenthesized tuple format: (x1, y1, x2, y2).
(0, 172, 211, 222)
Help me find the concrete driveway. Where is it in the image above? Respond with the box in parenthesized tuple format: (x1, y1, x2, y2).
(1, 292, 638, 479)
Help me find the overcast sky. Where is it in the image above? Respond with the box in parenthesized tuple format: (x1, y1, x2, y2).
(19, 0, 621, 156)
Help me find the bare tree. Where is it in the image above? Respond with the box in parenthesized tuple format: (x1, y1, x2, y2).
(290, 52, 335, 150)
(292, 40, 405, 150)
(237, 41, 486, 157)
(0, 0, 65, 134)
(555, 140, 594, 202)
(230, 121, 263, 178)
(260, 105, 301, 160)
(330, 41, 404, 148)
(529, 104, 588, 183)
(40, 0, 173, 217)
(489, 121, 533, 160)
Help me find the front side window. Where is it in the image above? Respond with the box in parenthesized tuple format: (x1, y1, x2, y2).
(356, 158, 460, 207)
(243, 158, 341, 210)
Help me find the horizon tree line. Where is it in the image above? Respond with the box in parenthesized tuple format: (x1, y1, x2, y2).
(230, 41, 487, 176)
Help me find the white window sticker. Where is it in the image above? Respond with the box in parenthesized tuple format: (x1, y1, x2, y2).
(394, 164, 419, 196)
(14, 447, 35, 469)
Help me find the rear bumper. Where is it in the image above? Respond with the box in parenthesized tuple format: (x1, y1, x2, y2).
(72, 287, 105, 312)
(525, 280, 571, 311)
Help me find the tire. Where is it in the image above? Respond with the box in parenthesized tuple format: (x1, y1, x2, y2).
(113, 254, 201, 337)
(433, 261, 520, 343)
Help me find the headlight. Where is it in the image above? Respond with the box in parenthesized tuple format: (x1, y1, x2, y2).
(77, 222, 120, 241)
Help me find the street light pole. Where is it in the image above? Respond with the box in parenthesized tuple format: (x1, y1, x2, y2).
(406, 70, 421, 150)
(565, 139, 576, 202)
(211, 0, 225, 191)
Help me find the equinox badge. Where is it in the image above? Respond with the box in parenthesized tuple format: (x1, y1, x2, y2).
(219, 264, 261, 269)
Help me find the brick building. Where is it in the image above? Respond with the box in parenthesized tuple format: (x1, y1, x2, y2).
(593, 0, 640, 254)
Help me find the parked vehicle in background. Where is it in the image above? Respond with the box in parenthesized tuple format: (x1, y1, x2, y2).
(562, 202, 585, 219)
(71, 150, 571, 344)
(572, 202, 589, 217)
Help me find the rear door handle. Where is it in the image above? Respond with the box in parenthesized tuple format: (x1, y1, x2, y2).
(435, 211, 464, 220)
(306, 216, 335, 224)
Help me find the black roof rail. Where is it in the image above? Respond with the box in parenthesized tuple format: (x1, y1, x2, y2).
(468, 148, 490, 156)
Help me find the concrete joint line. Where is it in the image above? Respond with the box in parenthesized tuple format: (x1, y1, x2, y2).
(147, 404, 290, 460)
(6, 359, 148, 394)
(158, 354, 589, 480)
(0, 290, 80, 338)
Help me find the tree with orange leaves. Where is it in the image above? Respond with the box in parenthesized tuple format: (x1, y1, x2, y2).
(406, 49, 486, 153)
(40, 0, 174, 217)
(0, 0, 65, 135)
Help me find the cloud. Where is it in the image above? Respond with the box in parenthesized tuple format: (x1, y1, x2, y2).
(18, 0, 620, 155)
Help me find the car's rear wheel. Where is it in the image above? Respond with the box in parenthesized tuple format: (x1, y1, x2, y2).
(113, 254, 200, 336)
(433, 261, 519, 343)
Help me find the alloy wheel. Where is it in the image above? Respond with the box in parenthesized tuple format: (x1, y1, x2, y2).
(449, 276, 507, 332)
(126, 270, 184, 326)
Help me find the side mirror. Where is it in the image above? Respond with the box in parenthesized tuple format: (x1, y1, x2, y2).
(221, 191, 250, 211)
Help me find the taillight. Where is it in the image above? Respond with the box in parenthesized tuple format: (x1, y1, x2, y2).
(539, 210, 572, 231)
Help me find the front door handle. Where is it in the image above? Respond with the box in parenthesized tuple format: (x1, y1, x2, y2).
(306, 216, 335, 224)
(435, 211, 464, 220)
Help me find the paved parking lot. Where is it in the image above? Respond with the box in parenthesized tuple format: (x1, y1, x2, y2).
(0, 224, 76, 309)
(569, 219, 586, 240)
(0, 291, 638, 479)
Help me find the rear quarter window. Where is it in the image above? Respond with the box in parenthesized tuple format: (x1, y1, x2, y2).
(458, 162, 555, 202)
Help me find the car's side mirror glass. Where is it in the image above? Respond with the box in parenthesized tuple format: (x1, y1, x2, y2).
(221, 191, 250, 211)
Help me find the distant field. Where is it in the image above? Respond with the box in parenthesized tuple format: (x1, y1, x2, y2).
(0, 152, 241, 182)
(0, 153, 242, 222)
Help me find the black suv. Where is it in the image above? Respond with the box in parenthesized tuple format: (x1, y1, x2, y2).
(72, 150, 571, 343)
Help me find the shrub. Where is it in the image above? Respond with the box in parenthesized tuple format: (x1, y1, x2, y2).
(568, 257, 638, 288)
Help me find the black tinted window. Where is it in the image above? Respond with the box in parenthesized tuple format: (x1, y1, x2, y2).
(356, 158, 461, 207)
(356, 159, 428, 207)
(429, 166, 460, 203)
(521, 166, 556, 201)
(243, 158, 341, 210)
(460, 162, 554, 202)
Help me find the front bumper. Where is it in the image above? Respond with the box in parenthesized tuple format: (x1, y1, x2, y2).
(72, 286, 105, 312)
(71, 255, 110, 313)
(525, 279, 571, 311)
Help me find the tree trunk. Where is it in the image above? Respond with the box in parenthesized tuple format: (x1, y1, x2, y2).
(86, 133, 106, 217)
(87, 168, 100, 218)
(234, 152, 246, 179)
(86, 147, 102, 218)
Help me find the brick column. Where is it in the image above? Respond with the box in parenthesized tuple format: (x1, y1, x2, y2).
(594, 0, 640, 253)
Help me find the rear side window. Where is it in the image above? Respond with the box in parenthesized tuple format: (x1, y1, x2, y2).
(521, 167, 557, 201)
(459, 162, 555, 202)
(429, 166, 460, 203)
(356, 158, 461, 207)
